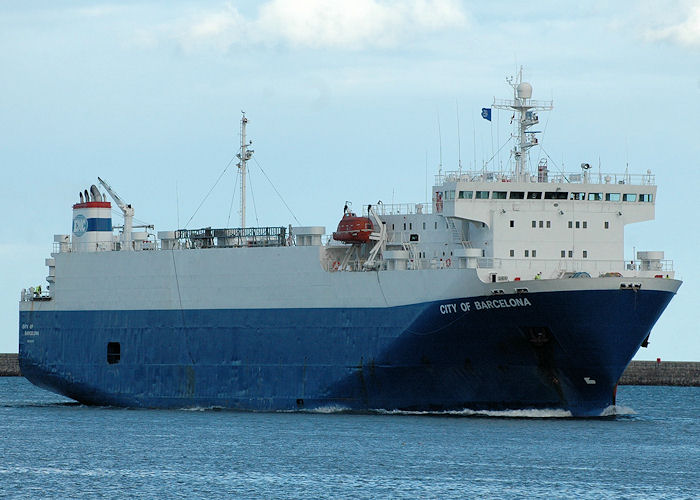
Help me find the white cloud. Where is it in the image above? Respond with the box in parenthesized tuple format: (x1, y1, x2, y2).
(179, 4, 248, 52)
(644, 1, 700, 48)
(172, 0, 468, 52)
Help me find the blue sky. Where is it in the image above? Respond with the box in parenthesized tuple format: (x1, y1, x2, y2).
(1, 0, 699, 359)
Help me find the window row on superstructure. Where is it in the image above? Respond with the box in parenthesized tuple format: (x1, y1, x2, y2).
(508, 249, 590, 258)
(390, 220, 449, 231)
(509, 219, 611, 229)
(527, 220, 552, 228)
(561, 250, 588, 258)
(441, 190, 653, 202)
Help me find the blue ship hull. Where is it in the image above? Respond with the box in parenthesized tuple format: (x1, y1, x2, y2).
(19, 288, 675, 416)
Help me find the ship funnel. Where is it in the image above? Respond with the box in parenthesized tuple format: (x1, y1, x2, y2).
(72, 184, 113, 253)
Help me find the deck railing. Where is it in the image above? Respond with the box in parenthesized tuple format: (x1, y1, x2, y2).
(435, 170, 655, 186)
(364, 203, 433, 216)
(477, 257, 673, 274)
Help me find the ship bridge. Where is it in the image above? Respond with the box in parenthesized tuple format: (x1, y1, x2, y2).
(424, 166, 667, 283)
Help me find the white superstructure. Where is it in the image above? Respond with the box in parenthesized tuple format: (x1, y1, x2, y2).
(322, 70, 671, 283)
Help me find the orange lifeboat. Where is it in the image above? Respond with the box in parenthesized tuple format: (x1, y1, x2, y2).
(332, 209, 374, 244)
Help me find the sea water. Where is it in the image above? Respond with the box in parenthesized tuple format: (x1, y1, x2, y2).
(0, 379, 697, 499)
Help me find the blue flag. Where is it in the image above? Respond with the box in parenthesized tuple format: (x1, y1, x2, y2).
(481, 108, 492, 121)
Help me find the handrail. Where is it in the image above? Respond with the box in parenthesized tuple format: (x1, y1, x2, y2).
(319, 254, 674, 274)
(435, 170, 655, 186)
(366, 203, 433, 216)
(478, 257, 674, 272)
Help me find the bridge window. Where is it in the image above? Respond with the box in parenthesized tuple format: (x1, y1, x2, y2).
(546, 221, 551, 228)
(444, 190, 455, 200)
(583, 221, 588, 228)
(568, 221, 573, 229)
(569, 192, 585, 200)
(475, 191, 489, 199)
(606, 193, 621, 202)
(604, 221, 609, 229)
(639, 194, 653, 202)
(623, 193, 637, 202)
(561, 250, 565, 258)
(588, 193, 603, 201)
(583, 250, 588, 258)
(545, 191, 568, 200)
(538, 221, 543, 228)
(510, 249, 514, 257)
(532, 250, 537, 257)
(493, 191, 507, 199)
(510, 220, 514, 228)
(568, 250, 573, 258)
(509, 191, 524, 199)
(527, 192, 542, 199)
(459, 190, 473, 199)
(531, 220, 536, 228)
(524, 250, 529, 257)
(575, 221, 580, 229)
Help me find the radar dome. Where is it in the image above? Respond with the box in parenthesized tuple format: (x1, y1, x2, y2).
(517, 82, 533, 99)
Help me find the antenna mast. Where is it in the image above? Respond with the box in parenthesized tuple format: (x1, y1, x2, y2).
(456, 101, 462, 172)
(492, 67, 552, 182)
(437, 112, 443, 175)
(237, 112, 254, 228)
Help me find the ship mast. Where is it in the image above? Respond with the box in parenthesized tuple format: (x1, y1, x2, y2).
(492, 67, 552, 182)
(237, 112, 254, 228)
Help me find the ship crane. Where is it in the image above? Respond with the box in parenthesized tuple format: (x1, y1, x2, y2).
(97, 176, 135, 251)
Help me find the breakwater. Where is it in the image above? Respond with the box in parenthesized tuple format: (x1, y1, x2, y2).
(0, 353, 20, 376)
(618, 361, 699, 387)
(0, 354, 697, 386)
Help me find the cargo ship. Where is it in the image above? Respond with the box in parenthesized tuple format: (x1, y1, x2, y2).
(19, 72, 681, 416)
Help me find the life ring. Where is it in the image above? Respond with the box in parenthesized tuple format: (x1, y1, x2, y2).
(332, 260, 340, 271)
(445, 258, 451, 268)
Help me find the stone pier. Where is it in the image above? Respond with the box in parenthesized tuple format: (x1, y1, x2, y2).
(0, 353, 20, 376)
(618, 361, 699, 387)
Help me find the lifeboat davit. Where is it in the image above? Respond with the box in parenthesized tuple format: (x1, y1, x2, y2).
(332, 211, 374, 243)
